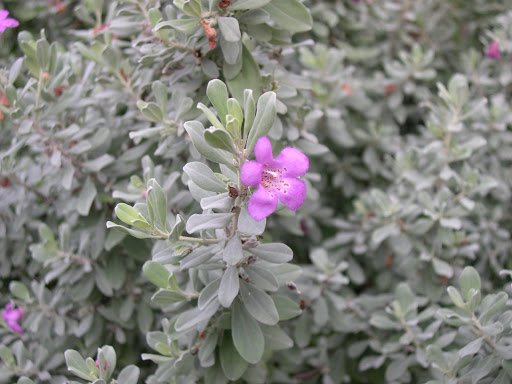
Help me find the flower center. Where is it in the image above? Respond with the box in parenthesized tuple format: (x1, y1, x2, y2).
(261, 167, 289, 193)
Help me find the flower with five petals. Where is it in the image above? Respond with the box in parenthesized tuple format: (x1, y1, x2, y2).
(241, 136, 309, 221)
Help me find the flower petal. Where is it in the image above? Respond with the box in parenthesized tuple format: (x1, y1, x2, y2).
(0, 10, 8, 20)
(11, 309, 23, 321)
(3, 310, 16, 323)
(254, 136, 273, 163)
(248, 186, 277, 221)
(3, 18, 19, 28)
(277, 178, 307, 211)
(274, 147, 309, 177)
(7, 320, 23, 334)
(241, 160, 263, 186)
(3, 305, 24, 323)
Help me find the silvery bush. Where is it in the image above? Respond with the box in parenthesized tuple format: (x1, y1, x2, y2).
(1, 0, 512, 383)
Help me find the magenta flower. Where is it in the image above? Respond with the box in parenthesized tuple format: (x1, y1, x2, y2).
(0, 10, 19, 33)
(241, 136, 309, 221)
(486, 41, 501, 60)
(2, 303, 24, 334)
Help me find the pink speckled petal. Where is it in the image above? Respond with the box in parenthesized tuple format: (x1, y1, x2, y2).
(248, 186, 277, 221)
(274, 147, 309, 177)
(254, 136, 273, 163)
(241, 160, 263, 186)
(0, 10, 8, 20)
(277, 178, 307, 211)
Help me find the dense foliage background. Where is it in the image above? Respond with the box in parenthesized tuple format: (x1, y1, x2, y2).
(2, 0, 512, 383)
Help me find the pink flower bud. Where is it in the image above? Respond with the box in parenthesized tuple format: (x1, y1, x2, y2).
(486, 41, 501, 60)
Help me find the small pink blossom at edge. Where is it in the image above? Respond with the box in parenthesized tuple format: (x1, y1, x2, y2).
(486, 40, 501, 60)
(2, 303, 24, 334)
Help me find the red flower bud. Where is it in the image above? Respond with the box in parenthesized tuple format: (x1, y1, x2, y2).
(0, 91, 9, 122)
(200, 19, 217, 50)
(53, 85, 66, 97)
(384, 255, 393, 268)
(218, 0, 231, 9)
(228, 186, 239, 198)
(340, 82, 353, 96)
(92, 23, 110, 36)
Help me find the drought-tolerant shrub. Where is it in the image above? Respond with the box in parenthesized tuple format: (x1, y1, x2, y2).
(1, 0, 512, 383)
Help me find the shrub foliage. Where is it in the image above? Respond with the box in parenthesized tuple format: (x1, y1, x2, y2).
(1, 0, 512, 383)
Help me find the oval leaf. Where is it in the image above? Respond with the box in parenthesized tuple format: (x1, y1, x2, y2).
(239, 280, 279, 325)
(231, 299, 264, 364)
(219, 266, 240, 307)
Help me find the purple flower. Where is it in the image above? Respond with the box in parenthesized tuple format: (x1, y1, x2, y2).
(0, 10, 18, 33)
(486, 41, 501, 60)
(2, 303, 24, 334)
(241, 136, 309, 221)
